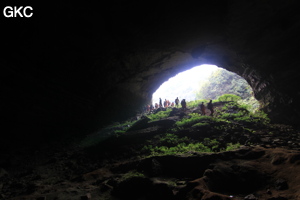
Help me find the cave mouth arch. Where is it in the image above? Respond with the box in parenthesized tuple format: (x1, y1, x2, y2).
(152, 64, 219, 104)
(151, 64, 259, 112)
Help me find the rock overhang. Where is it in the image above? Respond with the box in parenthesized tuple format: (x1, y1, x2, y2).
(1, 0, 300, 145)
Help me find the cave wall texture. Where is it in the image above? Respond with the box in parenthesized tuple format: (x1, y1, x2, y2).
(1, 0, 300, 146)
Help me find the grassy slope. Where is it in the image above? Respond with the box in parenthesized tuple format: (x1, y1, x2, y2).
(80, 96, 275, 160)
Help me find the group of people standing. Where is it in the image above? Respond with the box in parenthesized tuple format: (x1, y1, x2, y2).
(158, 97, 186, 109)
(144, 98, 214, 116)
(199, 100, 214, 116)
(157, 98, 174, 108)
(144, 97, 185, 113)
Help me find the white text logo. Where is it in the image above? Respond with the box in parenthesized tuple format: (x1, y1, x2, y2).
(3, 6, 33, 18)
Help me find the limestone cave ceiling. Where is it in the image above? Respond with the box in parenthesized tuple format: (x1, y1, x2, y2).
(1, 0, 300, 142)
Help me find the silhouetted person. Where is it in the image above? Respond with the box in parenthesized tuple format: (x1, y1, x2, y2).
(147, 104, 150, 112)
(207, 100, 214, 116)
(159, 98, 162, 108)
(200, 102, 206, 115)
(150, 104, 154, 111)
(171, 102, 174, 107)
(155, 103, 158, 109)
(181, 99, 187, 111)
(164, 99, 168, 108)
(175, 97, 179, 107)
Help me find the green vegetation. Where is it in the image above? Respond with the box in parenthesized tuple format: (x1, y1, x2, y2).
(186, 99, 208, 108)
(219, 101, 269, 125)
(111, 120, 139, 129)
(252, 110, 270, 124)
(158, 133, 190, 147)
(79, 119, 138, 147)
(217, 94, 241, 102)
(196, 69, 253, 100)
(142, 143, 212, 156)
(175, 114, 212, 127)
(142, 136, 240, 156)
(148, 108, 172, 121)
(238, 96, 260, 113)
(121, 170, 145, 181)
(196, 69, 260, 112)
(136, 95, 270, 156)
(192, 122, 210, 128)
(175, 112, 228, 129)
(226, 143, 241, 151)
(80, 93, 272, 159)
(203, 138, 220, 151)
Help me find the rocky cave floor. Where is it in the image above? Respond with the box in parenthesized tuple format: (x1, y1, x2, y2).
(1, 107, 300, 200)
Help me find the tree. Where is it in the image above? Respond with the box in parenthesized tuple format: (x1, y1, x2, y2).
(196, 69, 253, 100)
(218, 94, 241, 102)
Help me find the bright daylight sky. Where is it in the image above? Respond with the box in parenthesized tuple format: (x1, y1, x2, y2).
(152, 64, 220, 104)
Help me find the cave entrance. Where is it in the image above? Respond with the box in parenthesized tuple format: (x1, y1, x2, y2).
(152, 64, 259, 112)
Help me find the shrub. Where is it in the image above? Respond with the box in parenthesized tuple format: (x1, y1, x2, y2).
(192, 122, 210, 128)
(186, 99, 208, 108)
(176, 114, 211, 127)
(225, 143, 241, 151)
(234, 116, 256, 123)
(142, 142, 213, 156)
(219, 111, 245, 120)
(238, 96, 260, 113)
(252, 110, 270, 124)
(148, 108, 172, 121)
(158, 133, 190, 147)
(203, 138, 220, 151)
(217, 94, 241, 102)
(121, 171, 145, 181)
(80, 122, 132, 147)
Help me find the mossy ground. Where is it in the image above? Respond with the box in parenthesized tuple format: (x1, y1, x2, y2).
(80, 95, 283, 160)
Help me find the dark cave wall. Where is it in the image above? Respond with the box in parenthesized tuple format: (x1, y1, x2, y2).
(112, 0, 300, 126)
(225, 0, 300, 124)
(1, 0, 300, 147)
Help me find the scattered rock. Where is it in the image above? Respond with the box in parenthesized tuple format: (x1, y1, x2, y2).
(202, 191, 232, 200)
(151, 158, 163, 176)
(100, 183, 112, 192)
(267, 196, 288, 200)
(289, 153, 300, 163)
(148, 183, 174, 200)
(271, 156, 287, 165)
(106, 178, 118, 187)
(169, 108, 181, 116)
(127, 116, 150, 131)
(147, 118, 176, 129)
(244, 194, 257, 200)
(237, 149, 265, 159)
(275, 179, 288, 190)
(80, 193, 91, 200)
(153, 107, 166, 114)
(203, 169, 214, 177)
(36, 197, 46, 200)
(176, 180, 186, 185)
(204, 163, 266, 194)
(111, 177, 152, 199)
(191, 188, 204, 199)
